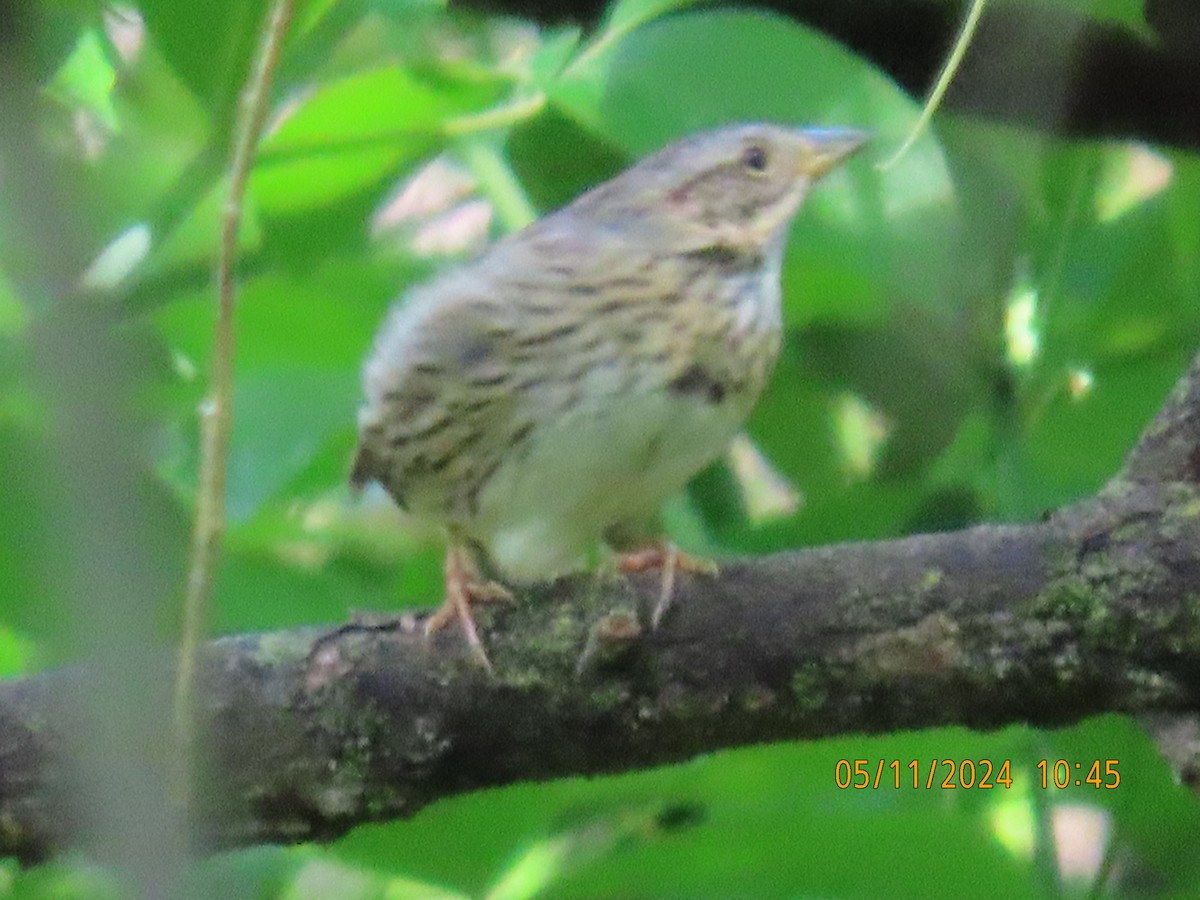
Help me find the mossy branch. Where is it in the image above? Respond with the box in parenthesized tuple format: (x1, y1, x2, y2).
(3, 350, 1200, 861)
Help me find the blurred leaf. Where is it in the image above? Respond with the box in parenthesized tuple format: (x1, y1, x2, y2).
(184, 846, 314, 900)
(252, 65, 501, 213)
(998, 354, 1194, 520)
(0, 625, 35, 678)
(0, 271, 27, 336)
(333, 727, 1071, 898)
(138, 0, 269, 113)
(1035, 0, 1152, 36)
(549, 0, 703, 131)
(385, 876, 467, 900)
(1094, 142, 1172, 223)
(506, 109, 627, 214)
(527, 28, 582, 88)
(485, 803, 702, 900)
(0, 420, 60, 656)
(80, 222, 152, 289)
(292, 0, 346, 40)
(146, 178, 263, 276)
(6, 855, 125, 900)
(152, 260, 398, 372)
(226, 369, 359, 519)
(1040, 716, 1200, 889)
(45, 27, 118, 130)
(263, 67, 486, 154)
(73, 41, 212, 246)
(253, 140, 428, 217)
(795, 317, 979, 480)
(191, 844, 466, 900)
(282, 857, 381, 900)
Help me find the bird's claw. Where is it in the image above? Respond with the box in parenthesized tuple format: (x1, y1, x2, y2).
(426, 547, 514, 673)
(616, 541, 718, 629)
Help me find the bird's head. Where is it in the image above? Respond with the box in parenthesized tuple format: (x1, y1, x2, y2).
(579, 123, 867, 253)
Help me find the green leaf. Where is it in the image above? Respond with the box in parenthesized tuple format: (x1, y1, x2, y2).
(0, 420, 61, 659)
(45, 27, 118, 130)
(6, 855, 126, 900)
(334, 729, 1053, 897)
(153, 260, 405, 519)
(527, 28, 583, 89)
(252, 144, 425, 216)
(75, 41, 211, 245)
(0, 270, 26, 336)
(506, 109, 627, 214)
(147, 178, 263, 276)
(138, 0, 269, 112)
(153, 261, 400, 373)
(0, 625, 35, 678)
(252, 66, 500, 213)
(263, 67, 484, 154)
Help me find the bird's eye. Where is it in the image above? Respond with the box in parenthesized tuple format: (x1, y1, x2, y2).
(742, 145, 769, 172)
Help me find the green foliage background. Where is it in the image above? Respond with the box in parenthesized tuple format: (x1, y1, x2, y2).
(2, 0, 1200, 896)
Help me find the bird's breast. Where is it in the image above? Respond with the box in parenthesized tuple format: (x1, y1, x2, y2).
(672, 247, 784, 405)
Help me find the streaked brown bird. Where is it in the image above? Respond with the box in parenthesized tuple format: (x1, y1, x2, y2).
(352, 123, 866, 669)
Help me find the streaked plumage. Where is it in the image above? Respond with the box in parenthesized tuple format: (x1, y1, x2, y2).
(353, 123, 866, 666)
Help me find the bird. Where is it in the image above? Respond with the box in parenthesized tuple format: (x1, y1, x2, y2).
(352, 123, 866, 670)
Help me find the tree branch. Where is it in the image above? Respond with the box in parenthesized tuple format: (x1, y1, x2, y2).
(1121, 351, 1200, 484)
(2, 352, 1200, 861)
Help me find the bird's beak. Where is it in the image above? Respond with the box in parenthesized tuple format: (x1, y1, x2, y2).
(800, 128, 870, 178)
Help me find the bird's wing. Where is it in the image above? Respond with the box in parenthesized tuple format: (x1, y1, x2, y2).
(351, 261, 528, 510)
(351, 219, 686, 516)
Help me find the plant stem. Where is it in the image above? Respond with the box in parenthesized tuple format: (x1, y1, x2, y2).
(174, 0, 295, 807)
(457, 135, 537, 233)
(877, 0, 987, 171)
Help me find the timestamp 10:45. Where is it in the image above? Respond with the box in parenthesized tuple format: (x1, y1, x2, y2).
(1038, 758, 1121, 789)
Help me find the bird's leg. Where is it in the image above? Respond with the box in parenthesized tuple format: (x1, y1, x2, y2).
(615, 540, 718, 629)
(425, 544, 514, 672)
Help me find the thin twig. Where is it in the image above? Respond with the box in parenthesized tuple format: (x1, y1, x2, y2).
(877, 0, 987, 171)
(174, 0, 296, 803)
(442, 91, 546, 137)
(457, 135, 538, 231)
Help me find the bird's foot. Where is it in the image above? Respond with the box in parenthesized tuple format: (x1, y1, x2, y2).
(616, 541, 718, 629)
(426, 546, 515, 673)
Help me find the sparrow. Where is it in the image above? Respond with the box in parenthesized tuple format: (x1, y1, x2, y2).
(352, 123, 867, 669)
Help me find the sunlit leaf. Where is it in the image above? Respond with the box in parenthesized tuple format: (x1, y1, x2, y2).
(80, 223, 153, 290)
(0, 625, 35, 677)
(1095, 142, 1172, 223)
(263, 67, 498, 154)
(46, 28, 119, 130)
(251, 66, 500, 213)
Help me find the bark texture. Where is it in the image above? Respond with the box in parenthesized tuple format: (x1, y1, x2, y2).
(2, 354, 1200, 862)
